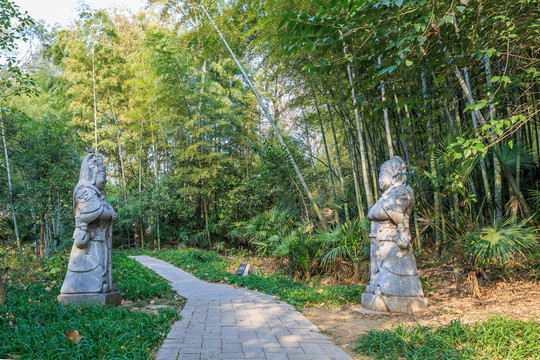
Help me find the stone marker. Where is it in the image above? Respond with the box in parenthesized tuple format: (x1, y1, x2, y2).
(58, 154, 121, 306)
(236, 263, 250, 276)
(361, 156, 428, 313)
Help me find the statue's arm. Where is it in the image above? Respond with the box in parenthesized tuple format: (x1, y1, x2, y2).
(73, 187, 104, 248)
(382, 187, 413, 249)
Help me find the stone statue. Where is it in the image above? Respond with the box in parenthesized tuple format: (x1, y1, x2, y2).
(361, 156, 427, 313)
(58, 154, 121, 305)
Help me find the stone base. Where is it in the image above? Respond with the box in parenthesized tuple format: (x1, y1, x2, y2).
(57, 292, 121, 306)
(361, 293, 428, 313)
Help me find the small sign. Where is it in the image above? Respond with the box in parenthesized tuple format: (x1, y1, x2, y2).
(236, 263, 250, 276)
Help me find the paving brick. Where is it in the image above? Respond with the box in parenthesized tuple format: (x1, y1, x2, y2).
(162, 339, 183, 348)
(178, 354, 201, 360)
(242, 348, 266, 358)
(264, 353, 288, 360)
(155, 347, 179, 360)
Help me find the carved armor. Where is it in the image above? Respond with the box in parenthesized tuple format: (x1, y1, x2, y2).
(60, 155, 117, 295)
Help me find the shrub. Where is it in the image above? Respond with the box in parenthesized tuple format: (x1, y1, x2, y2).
(464, 218, 538, 266)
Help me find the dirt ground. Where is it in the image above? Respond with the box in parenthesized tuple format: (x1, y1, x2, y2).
(303, 280, 540, 359)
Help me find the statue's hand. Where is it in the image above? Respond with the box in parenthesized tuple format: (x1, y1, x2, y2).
(73, 226, 89, 248)
(396, 229, 410, 250)
(396, 223, 411, 250)
(102, 203, 117, 220)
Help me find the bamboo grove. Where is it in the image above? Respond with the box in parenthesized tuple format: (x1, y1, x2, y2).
(0, 0, 539, 271)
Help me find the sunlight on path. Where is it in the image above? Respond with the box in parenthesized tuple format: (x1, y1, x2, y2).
(132, 255, 352, 360)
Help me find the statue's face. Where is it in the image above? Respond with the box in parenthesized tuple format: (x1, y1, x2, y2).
(96, 170, 107, 190)
(379, 167, 393, 191)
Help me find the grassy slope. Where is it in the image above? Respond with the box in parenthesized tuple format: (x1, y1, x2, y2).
(355, 316, 540, 360)
(0, 255, 182, 360)
(141, 248, 364, 307)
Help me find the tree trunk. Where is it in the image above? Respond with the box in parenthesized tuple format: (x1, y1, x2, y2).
(365, 107, 380, 200)
(501, 166, 532, 218)
(421, 73, 442, 256)
(39, 213, 45, 257)
(343, 119, 364, 217)
(462, 68, 492, 217)
(484, 57, 502, 222)
(151, 119, 161, 250)
(92, 46, 98, 153)
(0, 109, 21, 253)
(378, 56, 394, 157)
(0, 270, 5, 304)
(302, 110, 320, 198)
(392, 88, 410, 164)
(328, 104, 349, 222)
(139, 115, 145, 250)
(316, 102, 336, 202)
(345, 60, 372, 210)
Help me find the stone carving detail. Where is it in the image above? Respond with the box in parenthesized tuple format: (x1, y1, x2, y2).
(361, 156, 428, 313)
(58, 154, 121, 305)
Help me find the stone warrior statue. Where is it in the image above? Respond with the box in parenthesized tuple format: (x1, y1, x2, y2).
(58, 154, 121, 305)
(361, 156, 427, 313)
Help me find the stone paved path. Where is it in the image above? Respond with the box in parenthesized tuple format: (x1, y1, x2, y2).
(132, 256, 352, 360)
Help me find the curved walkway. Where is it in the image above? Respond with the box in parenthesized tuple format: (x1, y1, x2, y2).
(132, 256, 352, 360)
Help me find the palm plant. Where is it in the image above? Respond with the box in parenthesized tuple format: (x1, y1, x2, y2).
(466, 217, 539, 266)
(273, 229, 315, 279)
(228, 207, 298, 256)
(315, 218, 370, 271)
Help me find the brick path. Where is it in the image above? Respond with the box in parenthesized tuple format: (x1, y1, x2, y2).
(132, 255, 352, 360)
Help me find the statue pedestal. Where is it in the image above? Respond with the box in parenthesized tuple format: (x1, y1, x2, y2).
(58, 292, 121, 306)
(362, 292, 427, 313)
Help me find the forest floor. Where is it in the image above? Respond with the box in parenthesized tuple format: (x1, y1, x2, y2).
(148, 249, 539, 358)
(303, 276, 540, 359)
(230, 252, 540, 358)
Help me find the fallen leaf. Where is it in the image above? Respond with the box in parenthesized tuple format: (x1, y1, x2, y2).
(316, 289, 324, 294)
(121, 346, 126, 350)
(66, 330, 83, 344)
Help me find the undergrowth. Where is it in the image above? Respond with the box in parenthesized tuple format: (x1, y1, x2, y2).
(0, 253, 181, 359)
(140, 248, 364, 307)
(354, 316, 540, 360)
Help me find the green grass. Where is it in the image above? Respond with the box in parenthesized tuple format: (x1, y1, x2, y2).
(114, 255, 179, 301)
(0, 253, 182, 360)
(141, 248, 364, 307)
(354, 316, 540, 360)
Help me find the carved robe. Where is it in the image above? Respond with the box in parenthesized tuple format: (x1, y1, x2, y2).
(60, 182, 116, 294)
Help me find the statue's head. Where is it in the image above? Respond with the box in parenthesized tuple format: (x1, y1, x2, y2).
(79, 153, 107, 191)
(379, 156, 406, 191)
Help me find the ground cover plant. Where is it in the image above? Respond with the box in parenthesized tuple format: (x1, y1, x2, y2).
(142, 248, 364, 307)
(354, 316, 540, 360)
(0, 253, 182, 360)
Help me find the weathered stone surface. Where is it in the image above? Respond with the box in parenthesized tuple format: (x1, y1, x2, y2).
(362, 156, 427, 313)
(58, 153, 120, 306)
(57, 292, 121, 306)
